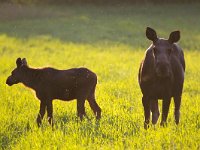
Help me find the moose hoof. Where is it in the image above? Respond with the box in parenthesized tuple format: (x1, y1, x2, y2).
(144, 122, 149, 130)
(160, 121, 167, 127)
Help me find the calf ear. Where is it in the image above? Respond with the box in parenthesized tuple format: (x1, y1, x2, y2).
(16, 58, 22, 68)
(168, 31, 180, 43)
(22, 58, 28, 66)
(146, 27, 158, 42)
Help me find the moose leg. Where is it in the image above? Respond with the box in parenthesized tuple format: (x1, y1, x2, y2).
(87, 93, 101, 120)
(160, 98, 171, 126)
(142, 96, 150, 129)
(77, 98, 86, 121)
(151, 99, 160, 125)
(47, 100, 53, 126)
(174, 96, 181, 125)
(37, 101, 46, 127)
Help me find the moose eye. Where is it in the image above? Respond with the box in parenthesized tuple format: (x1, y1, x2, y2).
(167, 49, 172, 56)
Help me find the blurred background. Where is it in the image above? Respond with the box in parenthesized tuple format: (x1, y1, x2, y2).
(0, 0, 199, 4)
(0, 0, 200, 50)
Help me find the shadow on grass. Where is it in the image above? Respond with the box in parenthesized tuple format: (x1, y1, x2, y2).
(0, 121, 32, 149)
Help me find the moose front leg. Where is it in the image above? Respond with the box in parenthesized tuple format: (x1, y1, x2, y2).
(47, 100, 53, 126)
(142, 96, 150, 129)
(151, 99, 160, 125)
(174, 96, 181, 125)
(160, 97, 171, 126)
(37, 101, 46, 127)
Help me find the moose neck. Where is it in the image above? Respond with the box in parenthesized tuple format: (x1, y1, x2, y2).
(21, 67, 41, 90)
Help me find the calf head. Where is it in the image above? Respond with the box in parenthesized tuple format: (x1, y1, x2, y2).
(6, 58, 28, 86)
(146, 27, 180, 78)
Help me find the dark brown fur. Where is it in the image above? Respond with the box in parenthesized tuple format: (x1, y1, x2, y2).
(138, 27, 185, 129)
(6, 58, 101, 126)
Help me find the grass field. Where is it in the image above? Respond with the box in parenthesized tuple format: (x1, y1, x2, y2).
(0, 3, 200, 149)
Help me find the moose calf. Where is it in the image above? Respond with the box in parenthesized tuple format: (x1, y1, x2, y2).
(138, 27, 185, 129)
(6, 58, 101, 126)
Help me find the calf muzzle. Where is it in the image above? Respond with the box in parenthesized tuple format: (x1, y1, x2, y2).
(6, 76, 15, 86)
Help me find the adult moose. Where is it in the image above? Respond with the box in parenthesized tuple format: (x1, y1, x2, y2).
(138, 27, 185, 129)
(6, 58, 101, 126)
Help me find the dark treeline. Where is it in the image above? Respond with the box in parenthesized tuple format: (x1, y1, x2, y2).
(0, 0, 199, 4)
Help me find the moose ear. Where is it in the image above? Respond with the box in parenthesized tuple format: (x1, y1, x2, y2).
(22, 58, 28, 66)
(168, 31, 180, 43)
(146, 27, 158, 42)
(16, 57, 22, 68)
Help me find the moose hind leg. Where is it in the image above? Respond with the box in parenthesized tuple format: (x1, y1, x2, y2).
(151, 99, 160, 125)
(77, 98, 86, 121)
(37, 101, 46, 127)
(160, 98, 171, 126)
(174, 96, 181, 125)
(47, 100, 53, 126)
(142, 96, 150, 129)
(87, 93, 101, 120)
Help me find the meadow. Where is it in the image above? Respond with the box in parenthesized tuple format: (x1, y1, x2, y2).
(0, 3, 200, 149)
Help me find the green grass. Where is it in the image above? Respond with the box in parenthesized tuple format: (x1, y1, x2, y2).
(0, 3, 200, 149)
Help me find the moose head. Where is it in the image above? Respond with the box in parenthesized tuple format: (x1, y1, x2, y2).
(6, 58, 28, 86)
(146, 27, 180, 77)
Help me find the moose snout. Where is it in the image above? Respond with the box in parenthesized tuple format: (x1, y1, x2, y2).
(6, 76, 13, 86)
(156, 62, 170, 78)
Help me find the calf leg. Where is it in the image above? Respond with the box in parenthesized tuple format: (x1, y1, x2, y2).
(151, 99, 160, 125)
(37, 101, 46, 127)
(47, 100, 53, 126)
(87, 93, 101, 120)
(142, 96, 150, 129)
(77, 98, 86, 121)
(174, 96, 181, 125)
(160, 98, 171, 126)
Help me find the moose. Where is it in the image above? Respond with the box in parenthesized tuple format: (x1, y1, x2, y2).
(6, 58, 101, 126)
(138, 27, 185, 129)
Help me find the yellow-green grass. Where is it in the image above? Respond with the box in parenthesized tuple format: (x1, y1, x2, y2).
(0, 3, 200, 149)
